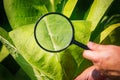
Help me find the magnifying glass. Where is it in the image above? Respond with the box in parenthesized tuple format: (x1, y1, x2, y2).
(34, 12, 90, 52)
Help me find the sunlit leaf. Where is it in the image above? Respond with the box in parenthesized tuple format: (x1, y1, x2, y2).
(2, 0, 119, 80)
(9, 20, 91, 80)
(98, 23, 120, 43)
(86, 0, 113, 31)
(35, 14, 73, 51)
(0, 45, 9, 62)
(3, 0, 48, 29)
(63, 0, 78, 17)
(43, 0, 63, 12)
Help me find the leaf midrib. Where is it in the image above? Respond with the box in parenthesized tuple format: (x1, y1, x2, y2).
(43, 18, 57, 51)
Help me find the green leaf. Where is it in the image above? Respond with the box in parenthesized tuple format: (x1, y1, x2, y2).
(3, 0, 48, 29)
(0, 0, 11, 31)
(1, 0, 119, 80)
(95, 23, 120, 43)
(71, 20, 92, 75)
(94, 14, 120, 43)
(63, 0, 78, 17)
(9, 24, 64, 80)
(0, 27, 41, 80)
(72, 20, 91, 43)
(86, 0, 113, 31)
(35, 14, 73, 51)
(0, 27, 11, 42)
(9, 20, 91, 80)
(70, 0, 93, 20)
(0, 45, 9, 62)
(0, 27, 11, 61)
(106, 27, 120, 46)
(3, 0, 65, 29)
(43, 0, 63, 12)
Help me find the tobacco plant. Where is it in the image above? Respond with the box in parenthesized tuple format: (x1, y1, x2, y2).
(0, 0, 120, 80)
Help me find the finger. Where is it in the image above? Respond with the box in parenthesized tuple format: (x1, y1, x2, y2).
(87, 42, 106, 51)
(83, 50, 99, 62)
(74, 66, 107, 80)
(74, 66, 95, 80)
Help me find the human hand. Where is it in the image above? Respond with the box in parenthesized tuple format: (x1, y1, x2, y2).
(83, 42, 120, 76)
(75, 66, 109, 80)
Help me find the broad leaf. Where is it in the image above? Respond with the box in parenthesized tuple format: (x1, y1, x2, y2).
(3, 0, 66, 29)
(3, 0, 48, 29)
(1, 0, 120, 80)
(9, 21, 91, 80)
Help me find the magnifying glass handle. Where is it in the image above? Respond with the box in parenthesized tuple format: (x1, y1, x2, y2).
(73, 40, 90, 50)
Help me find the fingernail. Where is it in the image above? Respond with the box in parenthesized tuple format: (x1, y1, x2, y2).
(87, 41, 95, 47)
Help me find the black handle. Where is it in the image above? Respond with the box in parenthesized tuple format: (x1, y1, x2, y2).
(72, 40, 90, 50)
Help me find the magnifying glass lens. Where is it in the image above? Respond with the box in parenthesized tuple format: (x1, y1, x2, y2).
(35, 13, 73, 52)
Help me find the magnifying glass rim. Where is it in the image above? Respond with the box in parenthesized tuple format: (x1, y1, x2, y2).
(34, 12, 74, 52)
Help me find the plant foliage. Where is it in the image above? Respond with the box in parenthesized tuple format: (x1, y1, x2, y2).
(0, 0, 120, 80)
